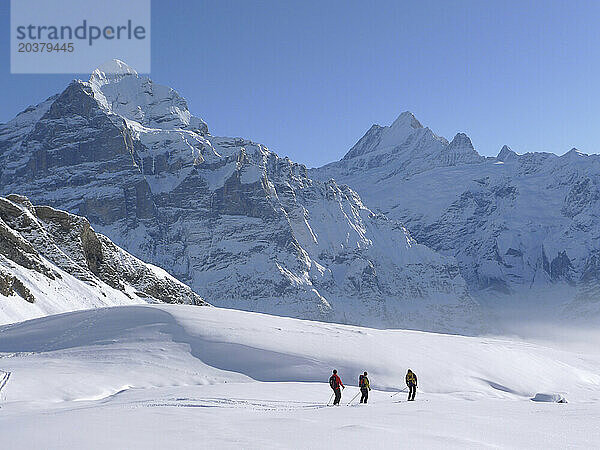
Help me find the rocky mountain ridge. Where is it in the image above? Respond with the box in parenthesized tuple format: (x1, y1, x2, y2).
(0, 194, 206, 324)
(0, 61, 482, 333)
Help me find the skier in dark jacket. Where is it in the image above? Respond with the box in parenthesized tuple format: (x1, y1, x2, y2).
(359, 371, 371, 403)
(406, 369, 418, 401)
(329, 369, 345, 405)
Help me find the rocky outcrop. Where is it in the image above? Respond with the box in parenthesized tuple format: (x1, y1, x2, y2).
(0, 268, 35, 303)
(0, 194, 206, 324)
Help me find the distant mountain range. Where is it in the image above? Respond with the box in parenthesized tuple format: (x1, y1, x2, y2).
(311, 112, 600, 323)
(0, 60, 482, 333)
(2, 60, 597, 330)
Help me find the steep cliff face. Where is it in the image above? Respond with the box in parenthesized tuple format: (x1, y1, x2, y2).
(0, 194, 206, 324)
(0, 61, 482, 333)
(312, 114, 600, 322)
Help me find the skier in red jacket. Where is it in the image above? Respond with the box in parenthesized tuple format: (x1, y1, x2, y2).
(329, 369, 345, 405)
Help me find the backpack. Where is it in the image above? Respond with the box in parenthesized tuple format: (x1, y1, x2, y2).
(329, 375, 339, 389)
(359, 374, 365, 387)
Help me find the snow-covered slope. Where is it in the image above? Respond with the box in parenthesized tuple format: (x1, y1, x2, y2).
(312, 113, 600, 322)
(0, 304, 598, 448)
(0, 195, 206, 324)
(0, 61, 482, 333)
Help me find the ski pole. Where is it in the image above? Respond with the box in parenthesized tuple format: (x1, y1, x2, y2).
(327, 392, 334, 406)
(390, 387, 408, 398)
(347, 390, 361, 406)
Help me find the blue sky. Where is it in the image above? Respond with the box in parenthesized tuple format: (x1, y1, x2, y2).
(1, 0, 599, 167)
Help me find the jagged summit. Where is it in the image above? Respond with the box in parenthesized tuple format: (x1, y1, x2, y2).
(439, 132, 483, 166)
(563, 148, 586, 158)
(448, 132, 474, 150)
(341, 111, 432, 161)
(497, 145, 518, 162)
(390, 111, 424, 130)
(95, 59, 137, 76)
(85, 60, 208, 133)
(327, 110, 483, 173)
(90, 59, 138, 86)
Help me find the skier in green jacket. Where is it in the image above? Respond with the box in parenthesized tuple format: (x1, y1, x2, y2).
(359, 371, 371, 403)
(406, 369, 418, 401)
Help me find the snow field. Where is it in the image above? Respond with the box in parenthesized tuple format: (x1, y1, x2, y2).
(0, 304, 599, 449)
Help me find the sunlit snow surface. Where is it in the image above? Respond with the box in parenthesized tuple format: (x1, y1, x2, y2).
(1, 304, 599, 449)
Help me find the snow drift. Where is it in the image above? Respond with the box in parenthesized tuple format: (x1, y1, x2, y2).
(1, 304, 597, 403)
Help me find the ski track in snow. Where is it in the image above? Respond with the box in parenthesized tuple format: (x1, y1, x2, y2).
(138, 396, 327, 411)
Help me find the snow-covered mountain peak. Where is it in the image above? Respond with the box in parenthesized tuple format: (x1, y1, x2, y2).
(86, 61, 208, 133)
(341, 112, 429, 161)
(96, 58, 137, 75)
(443, 132, 484, 165)
(90, 59, 138, 86)
(319, 112, 484, 182)
(390, 111, 423, 130)
(448, 132, 474, 150)
(562, 148, 587, 160)
(497, 145, 518, 162)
